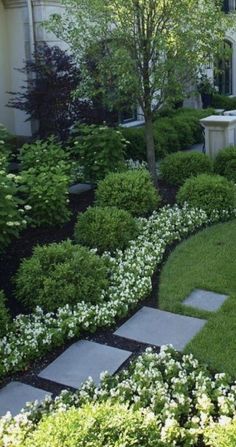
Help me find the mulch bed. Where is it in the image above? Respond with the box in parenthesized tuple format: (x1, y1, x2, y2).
(0, 180, 177, 394)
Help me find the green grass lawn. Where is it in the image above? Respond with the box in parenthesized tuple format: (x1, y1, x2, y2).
(158, 219, 236, 377)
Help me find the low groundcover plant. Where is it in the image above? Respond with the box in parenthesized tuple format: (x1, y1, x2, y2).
(1, 346, 236, 446)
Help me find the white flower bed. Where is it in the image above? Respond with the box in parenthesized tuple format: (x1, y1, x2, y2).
(0, 205, 235, 380)
(1, 346, 236, 446)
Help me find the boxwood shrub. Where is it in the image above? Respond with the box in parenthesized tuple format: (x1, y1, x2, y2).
(214, 146, 236, 182)
(121, 109, 215, 162)
(160, 151, 212, 186)
(15, 240, 109, 312)
(153, 117, 181, 155)
(205, 420, 236, 447)
(121, 127, 146, 161)
(174, 108, 215, 143)
(0, 290, 10, 337)
(22, 401, 160, 447)
(211, 93, 236, 111)
(170, 116, 194, 149)
(74, 206, 138, 253)
(177, 174, 236, 216)
(95, 170, 160, 216)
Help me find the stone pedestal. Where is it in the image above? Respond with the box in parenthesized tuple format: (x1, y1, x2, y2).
(200, 115, 236, 159)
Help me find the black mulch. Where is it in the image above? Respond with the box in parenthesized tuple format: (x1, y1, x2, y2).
(0, 181, 177, 394)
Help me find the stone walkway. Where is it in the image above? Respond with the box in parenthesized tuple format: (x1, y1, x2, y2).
(0, 278, 228, 414)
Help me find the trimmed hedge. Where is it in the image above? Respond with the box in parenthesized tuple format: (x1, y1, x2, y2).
(22, 401, 160, 447)
(214, 146, 236, 182)
(95, 170, 160, 216)
(0, 290, 10, 337)
(15, 241, 109, 312)
(212, 93, 236, 111)
(121, 127, 146, 161)
(122, 108, 215, 161)
(177, 174, 236, 216)
(160, 151, 212, 186)
(74, 206, 138, 253)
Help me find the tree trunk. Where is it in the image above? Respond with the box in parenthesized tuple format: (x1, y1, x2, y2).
(144, 113, 158, 186)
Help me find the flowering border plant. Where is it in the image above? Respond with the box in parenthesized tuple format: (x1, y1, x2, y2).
(0, 204, 235, 381)
(1, 346, 236, 446)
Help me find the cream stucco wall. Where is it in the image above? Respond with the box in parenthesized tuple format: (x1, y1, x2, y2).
(1, 2, 236, 135)
(0, 0, 66, 136)
(0, 0, 14, 132)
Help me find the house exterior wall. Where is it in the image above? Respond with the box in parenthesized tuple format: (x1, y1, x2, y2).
(0, 0, 15, 132)
(0, 0, 66, 136)
(1, 3, 236, 134)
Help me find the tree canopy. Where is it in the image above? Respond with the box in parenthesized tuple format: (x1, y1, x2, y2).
(46, 0, 233, 182)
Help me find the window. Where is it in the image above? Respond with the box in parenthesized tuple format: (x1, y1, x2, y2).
(223, 0, 236, 13)
(119, 106, 137, 124)
(214, 40, 233, 95)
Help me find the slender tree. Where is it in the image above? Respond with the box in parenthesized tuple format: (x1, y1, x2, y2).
(47, 0, 232, 183)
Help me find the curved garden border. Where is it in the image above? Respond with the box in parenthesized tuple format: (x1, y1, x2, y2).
(0, 204, 235, 382)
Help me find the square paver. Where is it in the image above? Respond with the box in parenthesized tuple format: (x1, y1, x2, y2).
(114, 306, 206, 351)
(0, 382, 51, 417)
(39, 340, 131, 389)
(183, 289, 228, 312)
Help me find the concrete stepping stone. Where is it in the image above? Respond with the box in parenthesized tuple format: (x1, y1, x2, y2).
(183, 289, 228, 312)
(0, 382, 51, 417)
(69, 183, 93, 195)
(39, 340, 131, 389)
(114, 306, 206, 351)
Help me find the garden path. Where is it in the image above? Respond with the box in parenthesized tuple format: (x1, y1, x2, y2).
(1, 287, 228, 416)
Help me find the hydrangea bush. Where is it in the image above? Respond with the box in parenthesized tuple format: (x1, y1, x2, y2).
(0, 169, 28, 250)
(19, 166, 71, 227)
(1, 346, 236, 446)
(0, 204, 235, 381)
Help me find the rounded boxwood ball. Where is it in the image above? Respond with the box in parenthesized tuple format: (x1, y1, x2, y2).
(160, 151, 212, 186)
(15, 240, 109, 312)
(74, 206, 138, 253)
(23, 401, 160, 447)
(177, 174, 236, 216)
(214, 146, 236, 182)
(95, 169, 160, 216)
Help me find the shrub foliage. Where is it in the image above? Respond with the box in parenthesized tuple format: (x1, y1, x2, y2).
(19, 137, 71, 174)
(95, 169, 160, 216)
(160, 151, 212, 186)
(214, 146, 236, 183)
(22, 401, 160, 447)
(177, 174, 236, 216)
(7, 43, 98, 141)
(0, 170, 27, 250)
(15, 241, 109, 311)
(74, 206, 138, 253)
(19, 166, 71, 227)
(70, 124, 126, 182)
(0, 290, 10, 337)
(205, 420, 236, 447)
